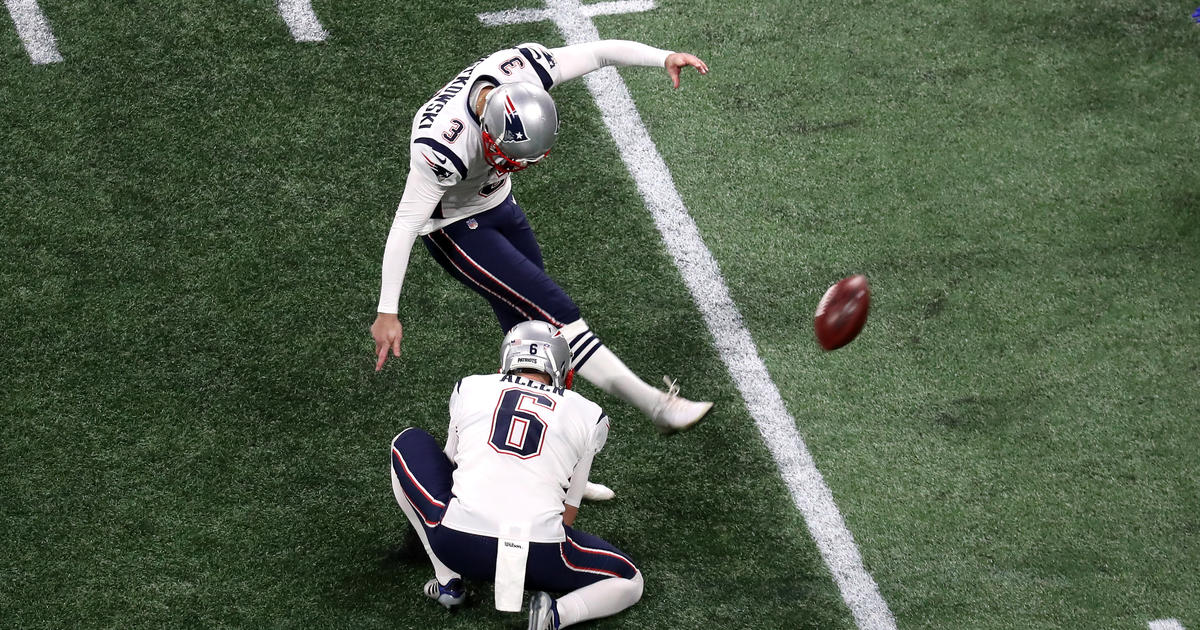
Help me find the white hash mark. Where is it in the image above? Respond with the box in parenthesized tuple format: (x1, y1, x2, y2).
(277, 0, 327, 42)
(4, 0, 63, 64)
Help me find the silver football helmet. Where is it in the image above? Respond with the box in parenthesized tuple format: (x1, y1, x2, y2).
(480, 82, 558, 173)
(499, 320, 572, 388)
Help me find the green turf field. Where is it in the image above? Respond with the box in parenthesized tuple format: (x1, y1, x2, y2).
(3, 1, 1197, 628)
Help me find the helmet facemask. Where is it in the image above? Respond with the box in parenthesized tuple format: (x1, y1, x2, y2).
(481, 127, 548, 173)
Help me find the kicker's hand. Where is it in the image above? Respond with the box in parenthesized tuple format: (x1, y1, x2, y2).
(372, 313, 403, 371)
(664, 52, 709, 89)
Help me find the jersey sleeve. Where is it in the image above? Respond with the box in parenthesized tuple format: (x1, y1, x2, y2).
(444, 378, 465, 460)
(412, 138, 468, 188)
(564, 400, 607, 507)
(589, 410, 610, 455)
(375, 148, 452, 314)
(548, 40, 672, 84)
(564, 450, 594, 508)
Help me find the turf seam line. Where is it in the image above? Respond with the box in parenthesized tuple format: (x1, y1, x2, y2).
(4, 0, 63, 64)
(479, 2, 897, 628)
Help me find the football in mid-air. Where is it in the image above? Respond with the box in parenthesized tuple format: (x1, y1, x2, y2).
(814, 274, 871, 351)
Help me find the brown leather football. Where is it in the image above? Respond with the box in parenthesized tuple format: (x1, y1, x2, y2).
(814, 275, 871, 351)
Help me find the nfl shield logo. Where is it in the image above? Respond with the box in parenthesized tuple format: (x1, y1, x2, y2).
(466, 218, 479, 230)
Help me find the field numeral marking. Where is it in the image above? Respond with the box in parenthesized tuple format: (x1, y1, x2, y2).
(1149, 619, 1187, 630)
(4, 0, 62, 64)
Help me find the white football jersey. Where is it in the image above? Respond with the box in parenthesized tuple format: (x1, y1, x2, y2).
(378, 39, 673, 313)
(440, 372, 609, 543)
(407, 43, 564, 235)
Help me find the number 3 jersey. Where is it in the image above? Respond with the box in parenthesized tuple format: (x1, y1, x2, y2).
(405, 42, 563, 234)
(378, 39, 672, 313)
(440, 372, 610, 543)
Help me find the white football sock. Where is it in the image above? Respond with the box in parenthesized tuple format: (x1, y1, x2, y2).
(560, 319, 662, 417)
(390, 464, 460, 585)
(555, 571, 644, 628)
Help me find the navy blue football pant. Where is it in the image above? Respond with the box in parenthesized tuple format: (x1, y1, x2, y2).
(389, 428, 639, 591)
(422, 194, 582, 332)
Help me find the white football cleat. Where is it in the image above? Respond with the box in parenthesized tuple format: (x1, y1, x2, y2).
(527, 591, 559, 630)
(423, 577, 465, 609)
(650, 376, 713, 433)
(583, 481, 615, 502)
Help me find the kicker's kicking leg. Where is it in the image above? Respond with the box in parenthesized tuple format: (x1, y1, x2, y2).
(559, 318, 712, 432)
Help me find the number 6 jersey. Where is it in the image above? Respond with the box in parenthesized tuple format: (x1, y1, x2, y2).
(440, 372, 610, 543)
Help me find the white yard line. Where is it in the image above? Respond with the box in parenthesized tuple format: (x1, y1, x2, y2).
(479, 0, 654, 26)
(4, 0, 62, 64)
(477, 7, 552, 27)
(480, 2, 897, 628)
(276, 0, 327, 42)
(1149, 620, 1187, 630)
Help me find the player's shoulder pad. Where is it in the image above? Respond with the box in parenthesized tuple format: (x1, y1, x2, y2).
(412, 136, 468, 184)
(461, 373, 499, 387)
(565, 388, 605, 416)
(455, 373, 500, 397)
(511, 42, 558, 90)
(515, 42, 551, 56)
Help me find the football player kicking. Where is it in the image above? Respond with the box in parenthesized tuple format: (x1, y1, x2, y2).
(371, 39, 713, 440)
(389, 321, 642, 629)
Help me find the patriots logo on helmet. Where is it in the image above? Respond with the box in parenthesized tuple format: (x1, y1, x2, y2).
(502, 95, 529, 143)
